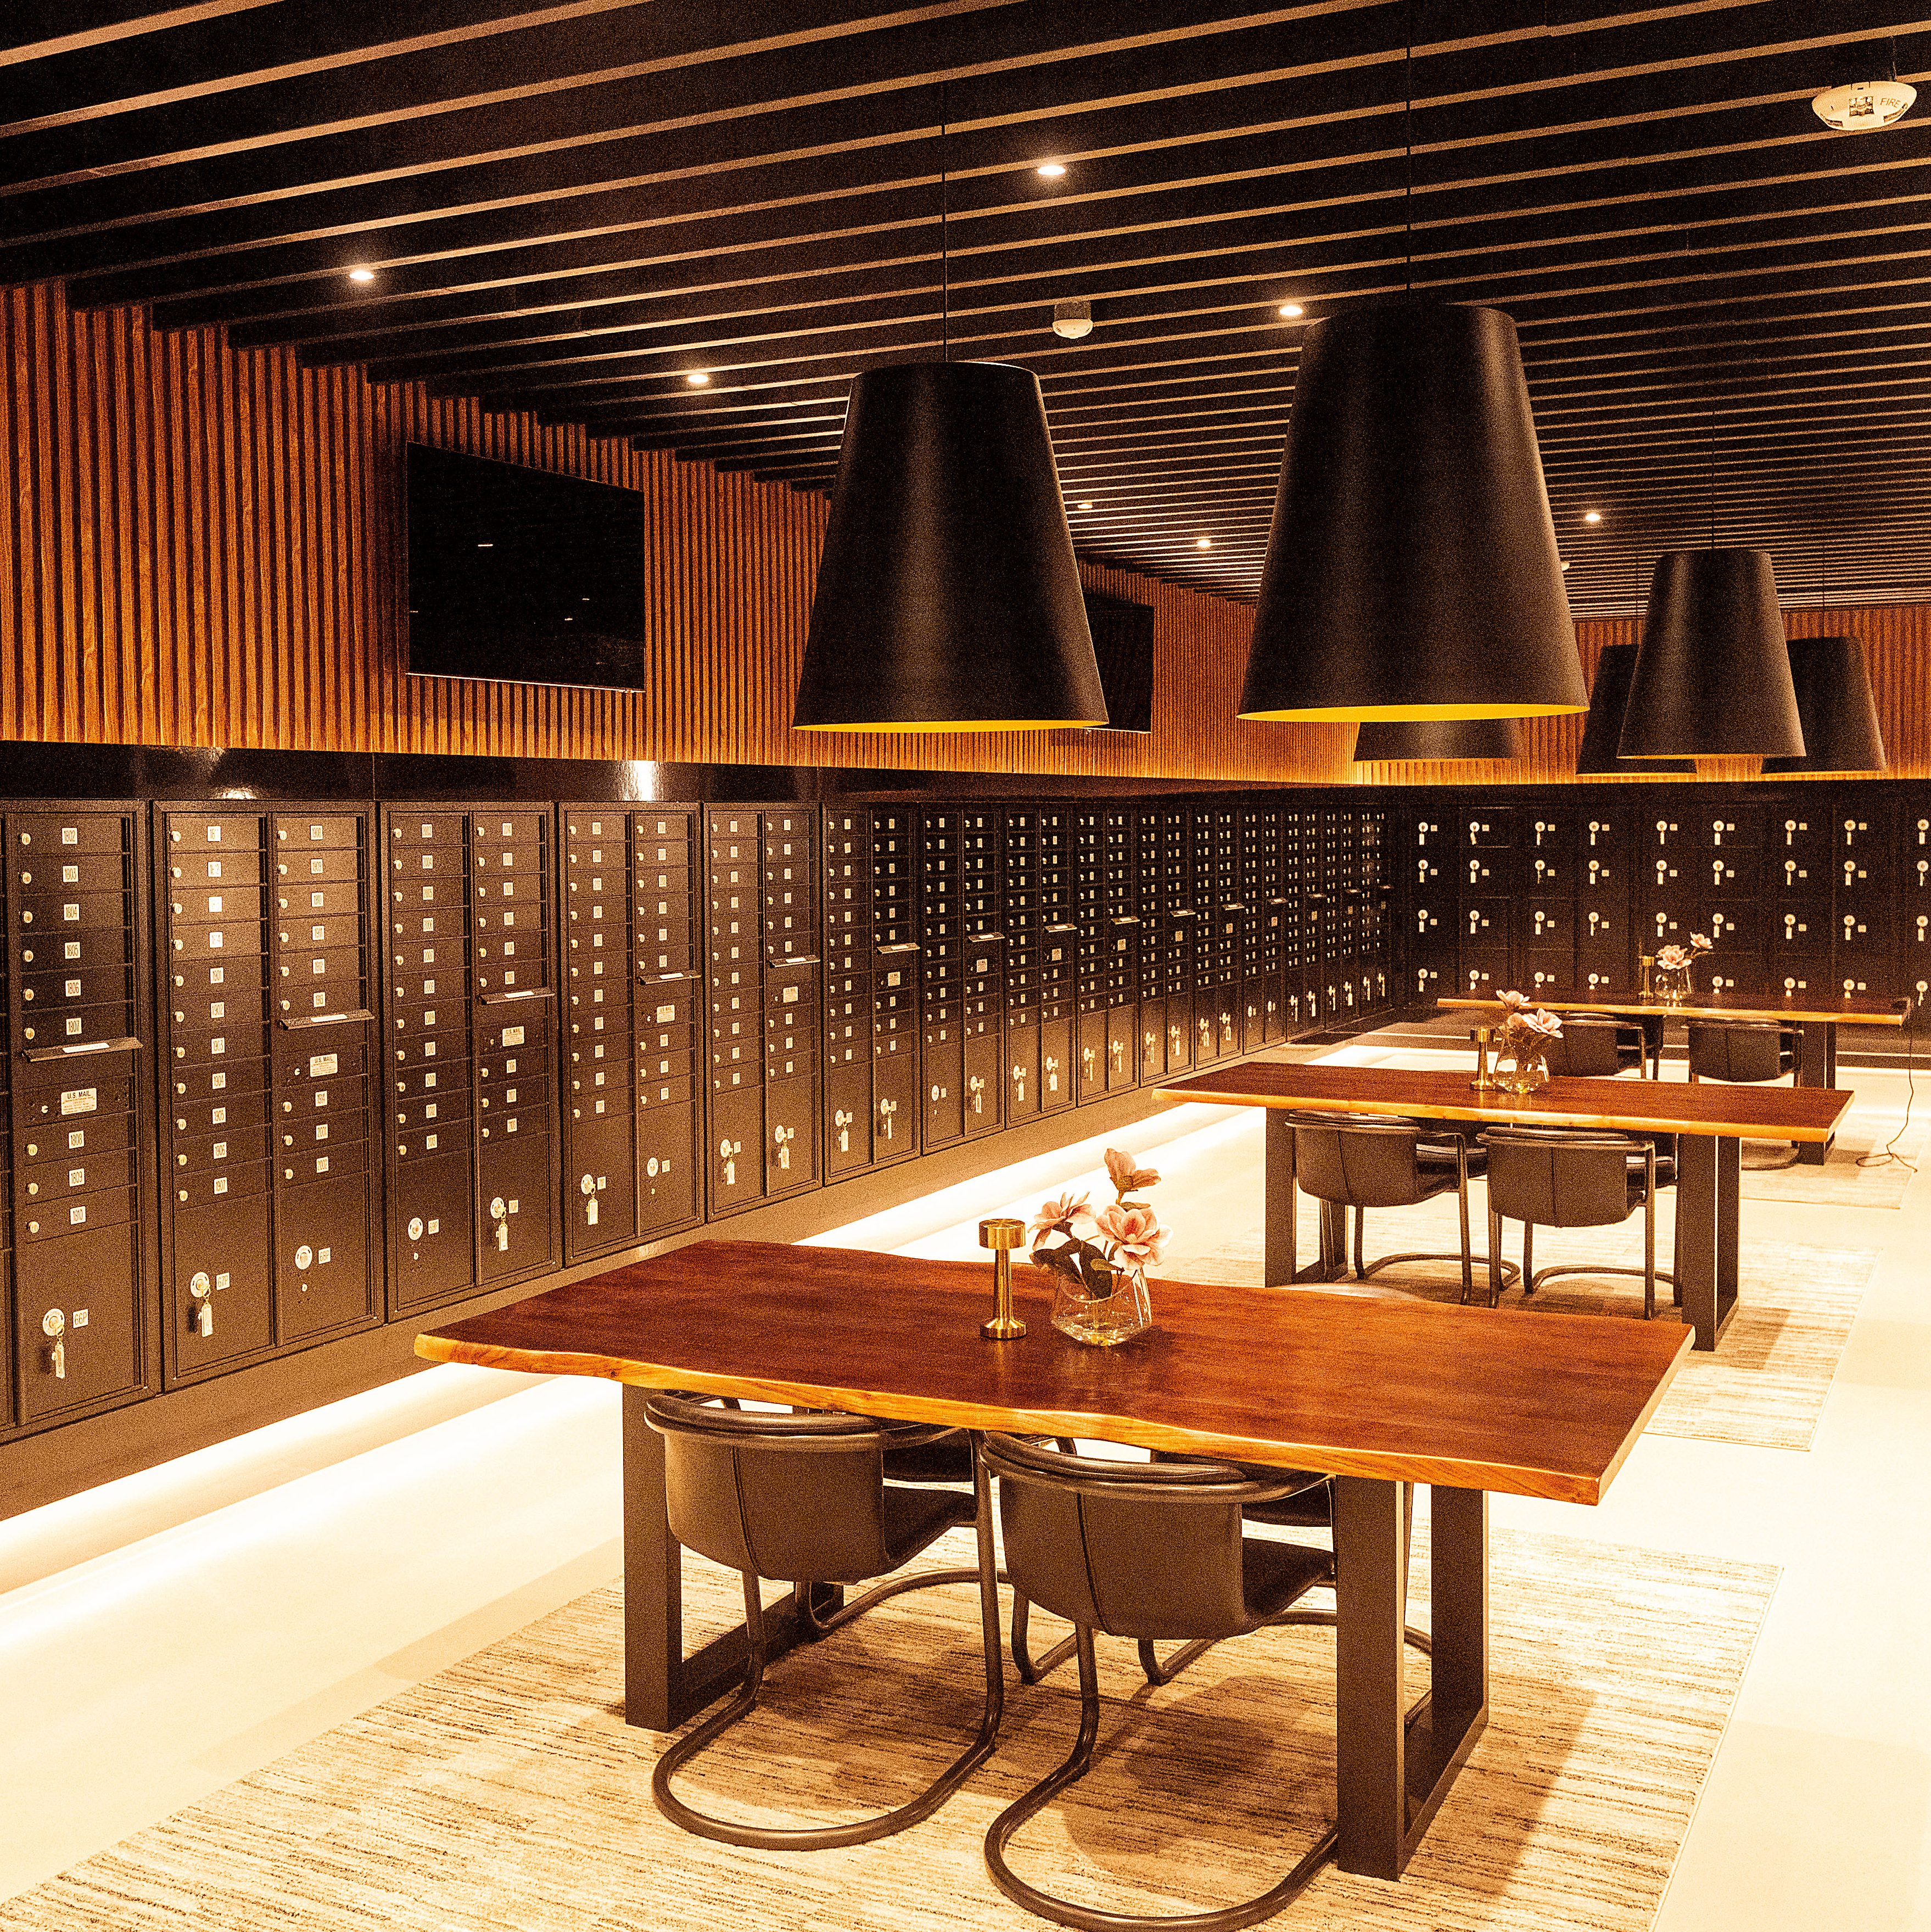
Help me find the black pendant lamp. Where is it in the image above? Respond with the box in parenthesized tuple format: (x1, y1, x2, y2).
(792, 360, 1105, 731)
(1619, 550, 1803, 758)
(1763, 636, 1886, 774)
(1353, 716, 1520, 761)
(1239, 301, 1587, 721)
(1575, 643, 1692, 774)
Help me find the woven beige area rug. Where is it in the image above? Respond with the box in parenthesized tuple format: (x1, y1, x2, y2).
(0, 1524, 1776, 1932)
(1738, 1125, 1924, 1208)
(1174, 1209, 1873, 1454)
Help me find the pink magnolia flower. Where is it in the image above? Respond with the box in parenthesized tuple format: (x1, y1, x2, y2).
(1689, 932, 1715, 953)
(1519, 1006, 1564, 1040)
(1104, 1146, 1161, 1197)
(1497, 988, 1533, 1012)
(1094, 1202, 1167, 1268)
(1030, 1192, 1092, 1247)
(1656, 943, 1690, 970)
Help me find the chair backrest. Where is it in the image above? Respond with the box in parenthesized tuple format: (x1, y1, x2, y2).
(1542, 1015, 1627, 1078)
(1285, 1110, 1429, 1208)
(1482, 1125, 1642, 1229)
(643, 1393, 946, 1585)
(1687, 1020, 1790, 1084)
(980, 1434, 1310, 1642)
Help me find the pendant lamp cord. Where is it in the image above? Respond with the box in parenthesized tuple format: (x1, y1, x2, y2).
(939, 81, 950, 362)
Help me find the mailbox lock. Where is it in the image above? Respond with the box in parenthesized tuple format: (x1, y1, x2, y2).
(294, 1245, 314, 1270)
(407, 1216, 425, 1241)
(42, 1308, 66, 1380)
(188, 1272, 215, 1338)
(490, 1196, 510, 1251)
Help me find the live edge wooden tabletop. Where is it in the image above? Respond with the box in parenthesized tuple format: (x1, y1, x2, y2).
(417, 1239, 1691, 1507)
(1437, 989, 1908, 1026)
(1157, 1061, 1853, 1141)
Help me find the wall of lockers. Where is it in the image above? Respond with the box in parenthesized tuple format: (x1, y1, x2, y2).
(0, 749, 1392, 1456)
(1397, 782, 1931, 1032)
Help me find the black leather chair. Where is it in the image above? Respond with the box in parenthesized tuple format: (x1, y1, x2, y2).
(642, 1393, 1003, 1848)
(1543, 1013, 1646, 1078)
(1482, 1125, 1676, 1318)
(1286, 1110, 1516, 1304)
(1688, 1019, 1796, 1085)
(978, 1435, 1342, 1930)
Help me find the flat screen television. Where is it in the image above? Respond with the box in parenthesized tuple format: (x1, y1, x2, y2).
(405, 444, 653, 689)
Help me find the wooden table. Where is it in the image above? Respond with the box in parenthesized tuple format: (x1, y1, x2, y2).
(1157, 1063, 1852, 1349)
(418, 1239, 1689, 1884)
(1439, 988, 1906, 1164)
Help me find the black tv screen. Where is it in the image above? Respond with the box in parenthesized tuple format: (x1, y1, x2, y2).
(405, 444, 653, 689)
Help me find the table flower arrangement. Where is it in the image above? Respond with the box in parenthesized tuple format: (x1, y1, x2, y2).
(1496, 988, 1564, 1091)
(1029, 1146, 1166, 1346)
(1654, 932, 1713, 1003)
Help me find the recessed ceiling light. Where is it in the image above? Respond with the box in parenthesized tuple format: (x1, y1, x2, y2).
(1277, 302, 1304, 319)
(1560, 559, 1571, 572)
(1075, 501, 1093, 511)
(1583, 510, 1602, 524)
(686, 371, 710, 386)
(347, 267, 375, 283)
(1036, 162, 1066, 178)
(1196, 536, 1213, 550)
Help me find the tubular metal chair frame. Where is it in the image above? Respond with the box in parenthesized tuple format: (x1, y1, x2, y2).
(981, 1435, 1342, 1931)
(1483, 1128, 1676, 1320)
(1686, 1020, 1801, 1170)
(643, 1395, 1005, 1851)
(1286, 1110, 1518, 1306)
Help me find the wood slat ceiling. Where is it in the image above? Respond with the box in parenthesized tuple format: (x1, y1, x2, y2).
(4, 1, 1929, 615)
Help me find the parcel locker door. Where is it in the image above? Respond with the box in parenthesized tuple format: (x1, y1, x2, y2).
(1038, 1014, 1074, 1113)
(708, 1084, 764, 1217)
(962, 1033, 1003, 1138)
(1004, 1021, 1041, 1122)
(1137, 997, 1166, 1084)
(276, 1176, 375, 1343)
(637, 1101, 699, 1235)
(1076, 1010, 1107, 1102)
(479, 1135, 556, 1284)
(390, 1149, 475, 1313)
(764, 1075, 820, 1193)
(871, 1050, 918, 1163)
(566, 1111, 637, 1261)
(167, 1195, 275, 1377)
(14, 1223, 144, 1426)
(1106, 1005, 1139, 1089)
(824, 1061, 872, 1178)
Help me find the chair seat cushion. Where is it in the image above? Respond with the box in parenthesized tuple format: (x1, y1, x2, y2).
(882, 1430, 976, 1486)
(1241, 1533, 1336, 1625)
(879, 1482, 977, 1570)
(1418, 1138, 1488, 1179)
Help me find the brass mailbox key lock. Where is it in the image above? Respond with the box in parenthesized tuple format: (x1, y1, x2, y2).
(490, 1195, 510, 1252)
(41, 1308, 66, 1380)
(189, 1272, 215, 1337)
(979, 1218, 1027, 1341)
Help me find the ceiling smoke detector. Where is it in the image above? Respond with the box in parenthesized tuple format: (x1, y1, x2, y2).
(1052, 299, 1093, 340)
(1813, 43, 1915, 131)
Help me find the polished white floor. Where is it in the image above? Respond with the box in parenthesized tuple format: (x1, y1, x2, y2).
(2, 1055, 1928, 1926)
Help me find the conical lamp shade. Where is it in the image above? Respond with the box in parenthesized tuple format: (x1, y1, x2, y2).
(1353, 716, 1520, 761)
(1619, 550, 1803, 758)
(1575, 642, 1693, 774)
(1240, 301, 1587, 721)
(792, 360, 1106, 731)
(1763, 635, 1887, 773)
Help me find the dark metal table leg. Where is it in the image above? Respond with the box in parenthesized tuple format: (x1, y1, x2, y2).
(1794, 1023, 1834, 1164)
(1333, 1477, 1490, 1879)
(1673, 1134, 1736, 1351)
(622, 1383, 832, 1732)
(1333, 1475, 1408, 1879)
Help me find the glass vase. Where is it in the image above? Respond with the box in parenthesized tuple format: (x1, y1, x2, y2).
(1050, 1258, 1154, 1347)
(1654, 964, 1693, 1006)
(1502, 1046, 1550, 1094)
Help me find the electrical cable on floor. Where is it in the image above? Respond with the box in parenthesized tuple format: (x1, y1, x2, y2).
(1857, 1023, 1918, 1171)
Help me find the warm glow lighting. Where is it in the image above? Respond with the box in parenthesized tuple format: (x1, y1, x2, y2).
(1076, 501, 1093, 510)
(1560, 559, 1571, 572)
(1583, 509, 1602, 524)
(686, 371, 710, 386)
(1036, 162, 1066, 178)
(1196, 536, 1212, 549)
(346, 267, 375, 283)
(1278, 303, 1304, 318)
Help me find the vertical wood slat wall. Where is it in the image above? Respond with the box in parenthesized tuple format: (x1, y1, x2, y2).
(1, 279, 1926, 786)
